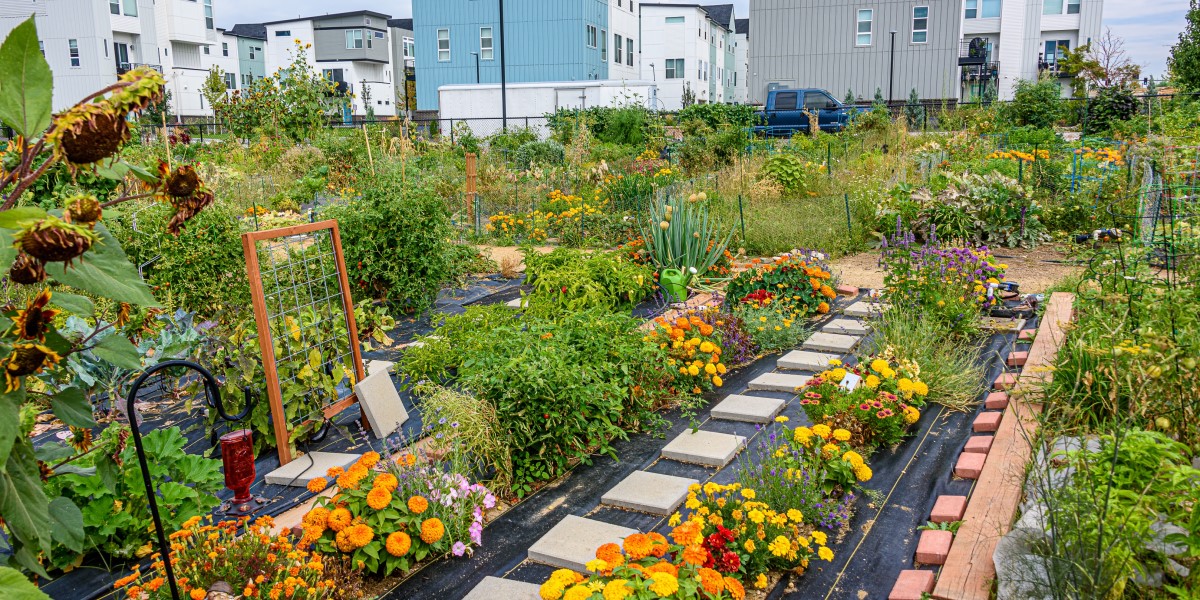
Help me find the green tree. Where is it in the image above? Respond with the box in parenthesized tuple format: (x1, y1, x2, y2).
(201, 66, 227, 115)
(1002, 78, 1064, 129)
(844, 89, 856, 104)
(682, 82, 696, 108)
(873, 87, 886, 106)
(905, 88, 925, 128)
(1170, 0, 1200, 90)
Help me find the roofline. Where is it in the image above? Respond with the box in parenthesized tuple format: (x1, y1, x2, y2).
(262, 10, 392, 26)
(638, 3, 734, 31)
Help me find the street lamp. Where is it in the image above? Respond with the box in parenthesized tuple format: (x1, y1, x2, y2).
(649, 62, 655, 82)
(498, 0, 507, 130)
(888, 30, 897, 105)
(470, 51, 480, 83)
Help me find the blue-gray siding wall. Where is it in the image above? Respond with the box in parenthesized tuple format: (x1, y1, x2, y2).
(413, 0, 609, 111)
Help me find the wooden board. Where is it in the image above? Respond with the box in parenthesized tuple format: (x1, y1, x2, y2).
(933, 292, 1074, 600)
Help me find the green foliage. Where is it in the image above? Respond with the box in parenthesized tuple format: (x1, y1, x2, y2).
(215, 41, 347, 141)
(596, 106, 648, 146)
(522, 248, 655, 318)
(546, 104, 653, 147)
(512, 140, 564, 169)
(844, 89, 856, 104)
(1171, 0, 1200, 90)
(870, 309, 986, 412)
(0, 18, 53, 138)
(415, 384, 514, 496)
(1003, 79, 1065, 129)
(639, 195, 733, 275)
(321, 170, 453, 312)
(904, 88, 925, 129)
(1087, 86, 1138, 134)
(761, 154, 814, 194)
(487, 127, 539, 155)
(879, 172, 1050, 248)
(201, 67, 227, 114)
(677, 103, 760, 129)
(732, 303, 810, 354)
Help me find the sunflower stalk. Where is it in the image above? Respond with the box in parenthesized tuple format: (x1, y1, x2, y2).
(639, 194, 734, 280)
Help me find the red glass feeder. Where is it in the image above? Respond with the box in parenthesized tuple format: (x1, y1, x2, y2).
(219, 429, 257, 514)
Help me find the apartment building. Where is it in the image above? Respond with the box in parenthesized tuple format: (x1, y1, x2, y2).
(388, 18, 415, 113)
(227, 23, 266, 90)
(411, 0, 642, 112)
(957, 0, 1103, 100)
(263, 11, 397, 119)
(733, 17, 749, 104)
(639, 3, 739, 110)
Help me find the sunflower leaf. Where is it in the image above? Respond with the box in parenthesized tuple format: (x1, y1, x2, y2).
(44, 223, 159, 307)
(0, 17, 53, 139)
(50, 386, 97, 428)
(49, 291, 95, 317)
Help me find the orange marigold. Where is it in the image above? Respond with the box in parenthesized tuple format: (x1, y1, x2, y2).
(622, 533, 652, 560)
(385, 532, 412, 557)
(697, 568, 725, 595)
(407, 495, 429, 514)
(645, 561, 678, 577)
(327, 507, 352, 532)
(345, 523, 374, 549)
(669, 521, 703, 547)
(647, 532, 669, 558)
(306, 477, 327, 494)
(302, 507, 330, 530)
(373, 473, 399, 492)
(359, 451, 381, 468)
(420, 518, 445, 544)
(681, 544, 708, 566)
(724, 576, 746, 599)
(817, 302, 830, 314)
(326, 466, 344, 479)
(820, 285, 836, 299)
(366, 487, 392, 511)
(595, 542, 624, 565)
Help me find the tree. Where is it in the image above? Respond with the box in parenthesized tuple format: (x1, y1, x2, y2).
(682, 82, 696, 108)
(844, 89, 856, 105)
(1077, 29, 1141, 89)
(904, 88, 925, 128)
(873, 87, 886, 106)
(1002, 78, 1065, 129)
(201, 67, 227, 115)
(1170, 0, 1200, 90)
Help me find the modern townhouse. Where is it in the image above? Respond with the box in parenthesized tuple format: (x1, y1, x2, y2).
(203, 28, 241, 97)
(263, 11, 397, 119)
(733, 17, 749, 104)
(388, 18, 415, 113)
(156, 0, 221, 116)
(639, 3, 740, 110)
(227, 23, 266, 90)
(957, 0, 1103, 100)
(411, 0, 643, 112)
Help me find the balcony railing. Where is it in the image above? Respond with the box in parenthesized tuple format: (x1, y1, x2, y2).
(117, 62, 163, 74)
(961, 61, 999, 82)
(958, 39, 992, 65)
(1038, 59, 1073, 78)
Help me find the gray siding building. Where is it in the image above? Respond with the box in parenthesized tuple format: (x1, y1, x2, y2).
(749, 0, 963, 104)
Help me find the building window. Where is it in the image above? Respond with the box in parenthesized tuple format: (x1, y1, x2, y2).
(110, 0, 120, 15)
(600, 29, 607, 61)
(403, 37, 414, 58)
(912, 7, 928, 43)
(224, 72, 236, 89)
(965, 0, 1001, 19)
(480, 26, 493, 60)
(203, 46, 209, 54)
(1044, 0, 1081, 14)
(222, 42, 229, 56)
(665, 58, 683, 79)
(122, 0, 137, 16)
(626, 37, 633, 66)
(856, 9, 873, 46)
(275, 30, 291, 37)
(586, 24, 597, 48)
(68, 39, 80, 67)
(665, 16, 684, 24)
(614, 34, 622, 64)
(437, 28, 450, 61)
(346, 29, 364, 49)
(1067, 0, 1080, 14)
(203, 0, 213, 29)
(1044, 39, 1070, 63)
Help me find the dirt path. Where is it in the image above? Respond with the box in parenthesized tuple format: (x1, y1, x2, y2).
(475, 245, 556, 273)
(831, 244, 1083, 294)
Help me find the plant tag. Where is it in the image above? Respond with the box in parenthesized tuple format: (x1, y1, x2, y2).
(840, 372, 861, 392)
(987, 283, 997, 299)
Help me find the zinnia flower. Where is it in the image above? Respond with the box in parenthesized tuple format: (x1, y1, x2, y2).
(408, 495, 429, 514)
(327, 508, 352, 532)
(622, 533, 652, 560)
(385, 532, 411, 557)
(307, 477, 328, 494)
(647, 572, 679, 596)
(420, 518, 445, 544)
(367, 487, 392, 510)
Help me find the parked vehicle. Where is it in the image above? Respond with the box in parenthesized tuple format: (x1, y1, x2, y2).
(753, 89, 861, 136)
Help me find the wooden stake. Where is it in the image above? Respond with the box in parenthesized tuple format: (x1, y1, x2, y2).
(363, 124, 375, 176)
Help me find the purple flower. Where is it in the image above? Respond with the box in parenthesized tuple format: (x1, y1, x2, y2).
(470, 522, 483, 544)
(484, 493, 496, 509)
(452, 541, 467, 556)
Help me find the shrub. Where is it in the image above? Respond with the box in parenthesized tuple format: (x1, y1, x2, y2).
(645, 311, 729, 393)
(1003, 79, 1065, 129)
(799, 356, 927, 448)
(725, 254, 836, 318)
(522, 248, 655, 318)
(596, 106, 648, 146)
(487, 126, 539, 155)
(677, 103, 760, 129)
(321, 171, 453, 313)
(761, 154, 814, 195)
(1086, 86, 1138, 134)
(513, 140, 565, 169)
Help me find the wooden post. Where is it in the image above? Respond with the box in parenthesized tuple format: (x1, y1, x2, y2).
(465, 152, 478, 225)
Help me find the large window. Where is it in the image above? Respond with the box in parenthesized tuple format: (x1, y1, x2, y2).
(223, 72, 236, 89)
(480, 26, 493, 60)
(346, 29, 364, 49)
(965, 0, 1001, 19)
(912, 7, 928, 43)
(586, 24, 597, 48)
(1044, 0, 1080, 14)
(614, 34, 622, 64)
(403, 37, 414, 58)
(1044, 39, 1070, 63)
(275, 30, 291, 37)
(1067, 0, 1080, 14)
(222, 42, 229, 56)
(664, 58, 683, 79)
(626, 37, 633, 66)
(437, 28, 450, 61)
(665, 16, 684, 24)
(68, 39, 80, 67)
(856, 9, 873, 46)
(203, 0, 213, 29)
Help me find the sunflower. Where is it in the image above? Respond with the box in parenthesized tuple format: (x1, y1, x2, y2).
(419, 518, 444, 544)
(385, 531, 411, 557)
(12, 216, 99, 266)
(68, 427, 93, 453)
(153, 161, 214, 235)
(8, 252, 46, 285)
(3, 343, 62, 392)
(10, 289, 59, 342)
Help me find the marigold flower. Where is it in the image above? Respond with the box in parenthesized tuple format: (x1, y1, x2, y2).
(327, 507, 352, 532)
(373, 473, 399, 492)
(420, 518, 445, 544)
(345, 523, 374, 549)
(818, 546, 835, 561)
(386, 531, 411, 557)
(306, 477, 327, 494)
(698, 567, 725, 594)
(359, 451, 380, 468)
(366, 487, 392, 510)
(190, 589, 207, 600)
(681, 544, 708, 566)
(622, 533, 653, 560)
(563, 585, 591, 600)
(408, 495, 429, 514)
(647, 572, 679, 596)
(811, 424, 832, 438)
(602, 579, 631, 600)
(724, 576, 746, 600)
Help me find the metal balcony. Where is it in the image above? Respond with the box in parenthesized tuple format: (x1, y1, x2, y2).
(961, 61, 999, 82)
(117, 62, 163, 74)
(958, 39, 991, 65)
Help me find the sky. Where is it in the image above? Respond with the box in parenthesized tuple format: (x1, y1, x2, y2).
(221, 0, 1190, 78)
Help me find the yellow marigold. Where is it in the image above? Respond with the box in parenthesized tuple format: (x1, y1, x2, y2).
(622, 533, 653, 560)
(585, 558, 609, 574)
(914, 381, 929, 396)
(687, 365, 700, 376)
(306, 477, 328, 494)
(870, 359, 890, 373)
(822, 443, 839, 458)
(830, 367, 847, 382)
(903, 406, 921, 424)
(741, 488, 756, 500)
(768, 535, 790, 557)
(648, 572, 679, 596)
(420, 518, 445, 544)
(755, 573, 768, 588)
(854, 464, 873, 481)
(811, 424, 831, 438)
(539, 579, 566, 600)
(668, 512, 681, 527)
(563, 585, 591, 600)
(408, 495, 429, 514)
(865, 374, 881, 389)
(713, 375, 723, 387)
(385, 532, 411, 557)
(699, 341, 714, 353)
(366, 487, 392, 511)
(842, 451, 865, 468)
(602, 579, 631, 600)
(724, 577, 746, 600)
(302, 507, 330, 530)
(794, 426, 813, 445)
(373, 473, 399, 492)
(327, 508, 352, 532)
(811, 530, 828, 546)
(832, 428, 852, 442)
(704, 363, 717, 375)
(818, 546, 834, 561)
(787, 509, 804, 523)
(744, 539, 756, 552)
(748, 509, 765, 524)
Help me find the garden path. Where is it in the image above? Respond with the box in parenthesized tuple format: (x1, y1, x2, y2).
(830, 246, 1081, 294)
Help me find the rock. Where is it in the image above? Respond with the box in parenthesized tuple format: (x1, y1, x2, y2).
(993, 527, 1054, 600)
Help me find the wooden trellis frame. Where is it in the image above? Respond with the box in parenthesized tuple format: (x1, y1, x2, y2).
(242, 220, 366, 465)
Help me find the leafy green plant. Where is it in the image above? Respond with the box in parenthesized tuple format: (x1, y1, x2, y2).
(638, 195, 733, 277)
(512, 140, 565, 169)
(870, 309, 985, 412)
(1002, 78, 1066, 129)
(521, 248, 654, 318)
(415, 384, 514, 496)
(761, 154, 814, 194)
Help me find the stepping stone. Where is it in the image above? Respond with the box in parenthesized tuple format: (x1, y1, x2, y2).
(366, 360, 393, 376)
(836, 284, 859, 296)
(930, 495, 967, 523)
(661, 429, 746, 467)
(747, 372, 811, 393)
(984, 392, 1009, 410)
(1006, 351, 1029, 367)
(915, 530, 953, 565)
(973, 412, 1002, 433)
(802, 332, 860, 353)
(963, 436, 994, 454)
(264, 452, 361, 487)
(1018, 329, 1035, 341)
(889, 570, 935, 600)
(778, 350, 840, 372)
(527, 515, 638, 571)
(710, 394, 786, 423)
(463, 577, 540, 600)
(601, 471, 698, 515)
(843, 301, 885, 318)
(993, 373, 1018, 390)
(954, 452, 986, 479)
(505, 297, 524, 308)
(822, 318, 870, 336)
(354, 369, 410, 438)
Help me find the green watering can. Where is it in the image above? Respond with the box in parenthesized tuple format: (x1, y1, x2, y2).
(659, 268, 691, 303)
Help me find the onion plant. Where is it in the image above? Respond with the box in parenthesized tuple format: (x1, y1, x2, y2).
(638, 194, 733, 278)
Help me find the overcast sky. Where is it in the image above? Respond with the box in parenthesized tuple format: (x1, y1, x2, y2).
(220, 0, 1188, 78)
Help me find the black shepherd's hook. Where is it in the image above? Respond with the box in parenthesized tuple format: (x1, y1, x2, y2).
(126, 359, 239, 600)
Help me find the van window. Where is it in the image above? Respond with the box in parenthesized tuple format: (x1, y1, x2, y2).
(774, 92, 798, 110)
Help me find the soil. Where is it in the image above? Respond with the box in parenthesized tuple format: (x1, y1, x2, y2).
(474, 245, 556, 274)
(830, 244, 1084, 294)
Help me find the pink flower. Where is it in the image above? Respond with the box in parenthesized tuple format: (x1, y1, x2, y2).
(452, 541, 467, 556)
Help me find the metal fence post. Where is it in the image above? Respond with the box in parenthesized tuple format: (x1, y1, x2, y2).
(843, 194, 852, 236)
(826, 142, 832, 178)
(474, 193, 480, 236)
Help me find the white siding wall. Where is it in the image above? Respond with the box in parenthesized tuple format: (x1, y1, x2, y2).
(0, 0, 115, 111)
(608, 0, 639, 81)
(733, 31, 748, 104)
(640, 6, 711, 110)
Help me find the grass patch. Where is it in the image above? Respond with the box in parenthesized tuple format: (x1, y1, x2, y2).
(869, 309, 987, 412)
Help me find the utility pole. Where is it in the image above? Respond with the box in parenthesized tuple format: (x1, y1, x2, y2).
(499, 0, 508, 130)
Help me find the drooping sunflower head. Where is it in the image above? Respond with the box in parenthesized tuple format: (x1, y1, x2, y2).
(154, 161, 214, 234)
(8, 252, 47, 285)
(10, 288, 58, 342)
(12, 216, 100, 266)
(48, 102, 129, 167)
(3, 343, 63, 392)
(64, 194, 102, 228)
(108, 67, 166, 115)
